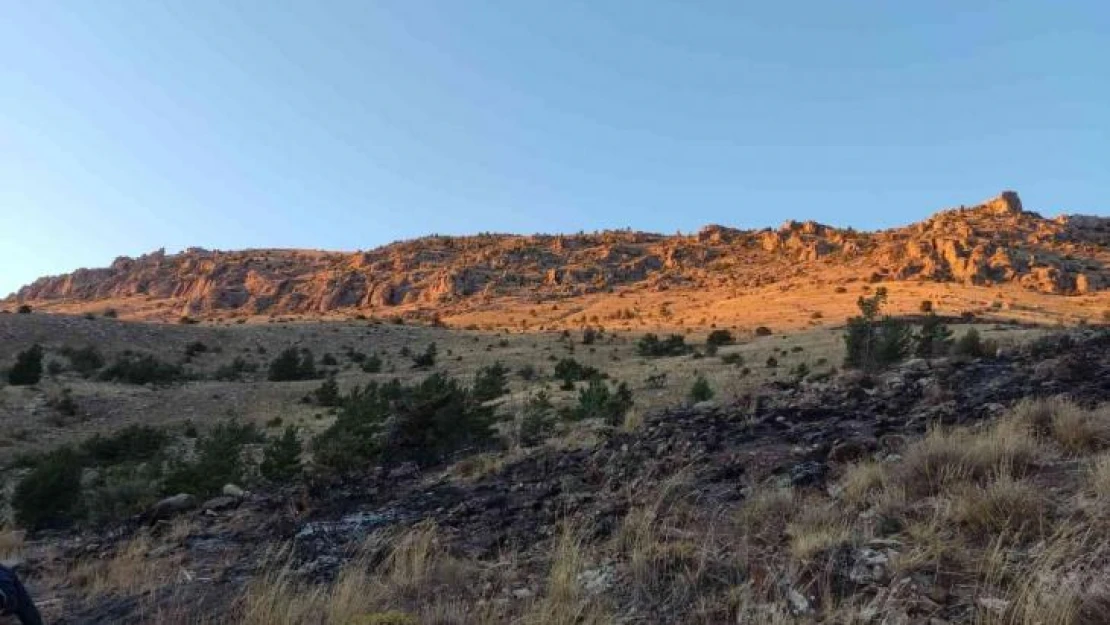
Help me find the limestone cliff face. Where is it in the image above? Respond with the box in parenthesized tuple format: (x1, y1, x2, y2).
(10, 192, 1109, 318)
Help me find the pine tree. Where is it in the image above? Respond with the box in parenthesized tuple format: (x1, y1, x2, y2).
(260, 426, 302, 481)
(8, 344, 44, 386)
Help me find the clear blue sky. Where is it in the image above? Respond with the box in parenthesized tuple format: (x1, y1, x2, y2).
(2, 1, 1107, 296)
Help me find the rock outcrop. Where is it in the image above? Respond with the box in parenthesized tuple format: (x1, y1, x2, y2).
(8, 192, 1109, 319)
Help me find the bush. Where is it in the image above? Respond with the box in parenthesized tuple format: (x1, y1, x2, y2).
(553, 357, 601, 389)
(843, 288, 912, 370)
(214, 356, 258, 381)
(706, 329, 735, 347)
(688, 375, 714, 403)
(473, 362, 510, 402)
(411, 343, 437, 369)
(721, 353, 744, 366)
(184, 341, 208, 359)
(81, 425, 169, 466)
(582, 327, 598, 345)
(919, 300, 934, 314)
(268, 347, 318, 381)
(163, 420, 263, 497)
(100, 352, 184, 385)
(646, 372, 667, 388)
(8, 344, 44, 385)
(754, 326, 773, 337)
(16, 304, 32, 314)
(915, 313, 953, 358)
(14, 448, 84, 529)
(953, 328, 996, 359)
(84, 470, 161, 525)
(518, 391, 555, 447)
(361, 352, 383, 373)
(569, 378, 633, 425)
(517, 364, 537, 381)
(60, 345, 105, 377)
(260, 426, 302, 481)
(314, 374, 496, 471)
(314, 375, 341, 407)
(636, 333, 689, 357)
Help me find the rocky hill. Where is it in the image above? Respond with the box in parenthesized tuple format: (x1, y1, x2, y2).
(9, 192, 1110, 322)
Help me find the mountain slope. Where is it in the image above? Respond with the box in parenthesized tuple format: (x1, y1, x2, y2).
(9, 192, 1110, 326)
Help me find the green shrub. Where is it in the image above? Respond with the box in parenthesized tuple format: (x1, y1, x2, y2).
(46, 360, 64, 376)
(361, 352, 383, 373)
(721, 353, 744, 366)
(80, 425, 169, 466)
(953, 328, 996, 358)
(688, 375, 714, 402)
(706, 329, 735, 347)
(915, 313, 953, 357)
(214, 356, 257, 381)
(59, 345, 104, 377)
(553, 357, 602, 389)
(517, 364, 537, 381)
(85, 468, 161, 525)
(314, 375, 341, 407)
(636, 333, 690, 357)
(16, 304, 32, 314)
(473, 362, 510, 402)
(569, 378, 633, 425)
(163, 420, 262, 497)
(646, 372, 667, 388)
(260, 426, 302, 481)
(518, 391, 555, 447)
(582, 328, 598, 345)
(13, 448, 84, 529)
(766, 356, 778, 368)
(8, 344, 43, 386)
(268, 347, 318, 381)
(843, 288, 912, 370)
(100, 352, 184, 385)
(314, 374, 495, 471)
(184, 341, 208, 359)
(754, 326, 773, 337)
(411, 343, 437, 369)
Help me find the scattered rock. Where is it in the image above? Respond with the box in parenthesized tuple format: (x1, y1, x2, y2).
(147, 494, 197, 521)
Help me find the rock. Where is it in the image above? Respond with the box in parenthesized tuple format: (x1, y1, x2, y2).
(222, 483, 247, 498)
(976, 596, 1011, 615)
(828, 438, 875, 463)
(577, 566, 614, 594)
(201, 496, 238, 512)
(785, 588, 812, 615)
(789, 461, 828, 487)
(148, 494, 197, 521)
(848, 547, 891, 585)
(510, 588, 534, 600)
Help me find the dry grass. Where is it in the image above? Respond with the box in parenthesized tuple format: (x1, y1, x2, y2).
(837, 461, 888, 507)
(1088, 454, 1110, 499)
(786, 502, 855, 561)
(949, 474, 1049, 539)
(69, 533, 172, 597)
(895, 417, 1042, 497)
(0, 528, 25, 564)
(1014, 397, 1110, 455)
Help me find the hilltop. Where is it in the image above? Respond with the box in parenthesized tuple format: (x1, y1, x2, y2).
(9, 192, 1110, 329)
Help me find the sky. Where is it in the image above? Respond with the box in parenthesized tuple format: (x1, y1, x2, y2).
(1, 1, 1108, 296)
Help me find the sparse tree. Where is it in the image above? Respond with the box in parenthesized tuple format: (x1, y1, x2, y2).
(8, 344, 44, 386)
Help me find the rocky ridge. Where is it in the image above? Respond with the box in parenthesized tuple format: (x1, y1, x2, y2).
(9, 192, 1110, 320)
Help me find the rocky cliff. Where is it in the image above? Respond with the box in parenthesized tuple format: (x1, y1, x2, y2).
(9, 192, 1110, 320)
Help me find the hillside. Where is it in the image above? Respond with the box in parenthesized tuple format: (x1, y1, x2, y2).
(9, 192, 1110, 328)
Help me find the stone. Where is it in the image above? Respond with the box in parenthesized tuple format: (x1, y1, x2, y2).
(148, 494, 197, 521)
(786, 588, 812, 615)
(201, 496, 238, 512)
(789, 461, 828, 487)
(222, 483, 247, 498)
